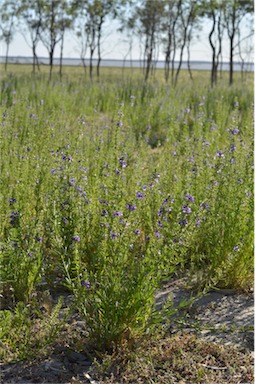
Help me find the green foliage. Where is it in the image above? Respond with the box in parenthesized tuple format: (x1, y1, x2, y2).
(0, 67, 253, 354)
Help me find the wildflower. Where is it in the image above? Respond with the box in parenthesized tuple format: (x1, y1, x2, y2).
(230, 145, 236, 152)
(200, 202, 209, 210)
(117, 121, 123, 127)
(157, 220, 163, 228)
(10, 211, 19, 225)
(186, 194, 194, 203)
(72, 236, 80, 242)
(145, 235, 150, 241)
(178, 219, 188, 226)
(101, 209, 108, 216)
(126, 203, 136, 211)
(155, 230, 161, 239)
(69, 178, 75, 186)
(119, 157, 126, 168)
(99, 199, 109, 205)
(231, 128, 239, 135)
(216, 150, 224, 158)
(9, 198, 17, 205)
(182, 205, 192, 214)
(113, 211, 123, 217)
(136, 191, 144, 198)
(158, 208, 163, 216)
(81, 280, 90, 289)
(134, 229, 140, 235)
(233, 245, 239, 251)
(110, 231, 118, 239)
(196, 218, 201, 226)
(115, 169, 120, 175)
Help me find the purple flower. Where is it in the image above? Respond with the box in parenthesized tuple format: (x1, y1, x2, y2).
(72, 236, 80, 242)
(182, 205, 192, 214)
(113, 211, 123, 217)
(69, 178, 76, 186)
(155, 230, 161, 239)
(115, 169, 120, 175)
(34, 236, 43, 243)
(81, 280, 91, 289)
(117, 121, 123, 127)
(134, 229, 140, 235)
(231, 128, 239, 135)
(110, 231, 118, 239)
(178, 219, 188, 226)
(157, 220, 163, 228)
(126, 203, 136, 211)
(233, 245, 239, 251)
(158, 208, 163, 216)
(230, 145, 236, 152)
(10, 211, 19, 225)
(9, 198, 17, 205)
(136, 191, 144, 198)
(145, 235, 150, 241)
(101, 209, 108, 216)
(186, 194, 194, 203)
(216, 150, 224, 158)
(200, 202, 209, 210)
(99, 199, 109, 205)
(118, 157, 126, 168)
(196, 218, 201, 226)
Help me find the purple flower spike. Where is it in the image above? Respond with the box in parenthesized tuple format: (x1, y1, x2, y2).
(182, 205, 192, 214)
(126, 204, 136, 211)
(186, 194, 194, 203)
(113, 211, 123, 217)
(136, 191, 144, 198)
(81, 280, 91, 289)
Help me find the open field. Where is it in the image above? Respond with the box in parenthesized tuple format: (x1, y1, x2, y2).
(0, 65, 253, 382)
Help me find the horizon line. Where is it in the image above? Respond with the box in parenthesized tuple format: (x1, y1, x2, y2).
(1, 55, 254, 65)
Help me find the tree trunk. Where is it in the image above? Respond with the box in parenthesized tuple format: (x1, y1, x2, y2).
(59, 32, 65, 79)
(4, 42, 10, 71)
(229, 34, 234, 85)
(209, 12, 216, 87)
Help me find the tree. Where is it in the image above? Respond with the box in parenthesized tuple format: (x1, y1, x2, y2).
(0, 0, 19, 71)
(203, 0, 226, 87)
(129, 0, 164, 81)
(74, 0, 124, 80)
(18, 0, 43, 73)
(223, 0, 253, 85)
(161, 0, 181, 83)
(173, 0, 199, 86)
(38, 0, 65, 80)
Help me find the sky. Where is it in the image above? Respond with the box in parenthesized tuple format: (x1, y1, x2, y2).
(1, 16, 253, 63)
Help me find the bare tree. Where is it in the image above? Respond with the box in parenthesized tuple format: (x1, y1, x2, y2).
(18, 0, 43, 73)
(0, 0, 18, 71)
(223, 0, 253, 85)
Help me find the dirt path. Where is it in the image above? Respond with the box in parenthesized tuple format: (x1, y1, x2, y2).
(155, 278, 254, 352)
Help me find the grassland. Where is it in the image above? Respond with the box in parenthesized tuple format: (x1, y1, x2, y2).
(0, 64, 253, 381)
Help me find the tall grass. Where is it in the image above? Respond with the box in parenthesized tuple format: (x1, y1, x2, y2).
(0, 66, 253, 352)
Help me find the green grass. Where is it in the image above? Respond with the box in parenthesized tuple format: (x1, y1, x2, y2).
(0, 64, 253, 361)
